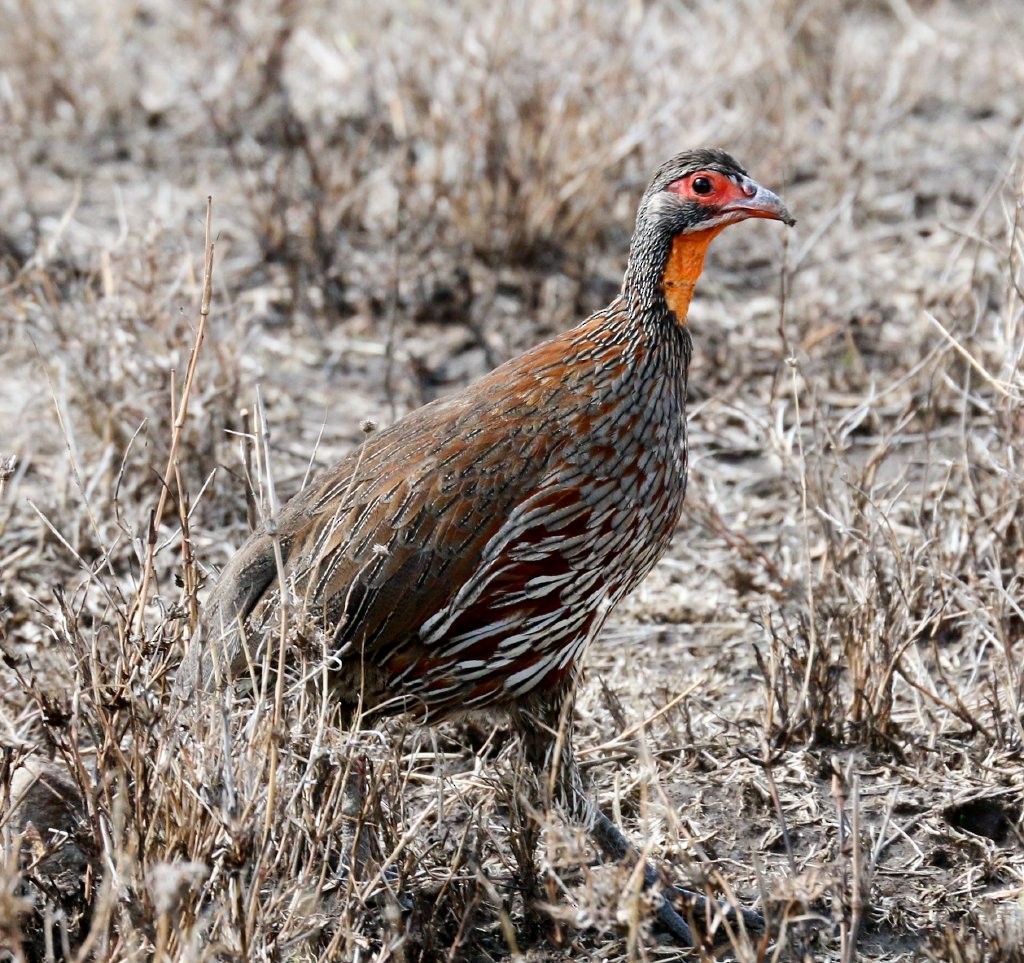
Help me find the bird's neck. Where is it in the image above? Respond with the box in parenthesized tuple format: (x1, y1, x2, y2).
(660, 226, 726, 324)
(624, 224, 726, 328)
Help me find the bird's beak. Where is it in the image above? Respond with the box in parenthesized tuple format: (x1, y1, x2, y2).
(722, 181, 795, 227)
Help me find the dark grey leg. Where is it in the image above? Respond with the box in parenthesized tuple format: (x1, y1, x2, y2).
(590, 807, 765, 934)
(340, 754, 374, 882)
(515, 699, 763, 946)
(576, 788, 697, 944)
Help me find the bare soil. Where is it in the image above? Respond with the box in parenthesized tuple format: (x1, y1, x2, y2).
(1, 1, 1023, 960)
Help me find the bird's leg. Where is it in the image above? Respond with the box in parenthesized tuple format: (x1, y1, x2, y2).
(336, 749, 410, 911)
(339, 753, 374, 885)
(516, 699, 696, 944)
(587, 802, 766, 937)
(517, 698, 763, 946)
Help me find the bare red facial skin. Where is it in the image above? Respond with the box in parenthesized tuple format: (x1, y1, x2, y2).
(667, 171, 751, 206)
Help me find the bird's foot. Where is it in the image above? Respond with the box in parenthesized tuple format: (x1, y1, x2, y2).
(660, 884, 765, 945)
(653, 892, 695, 944)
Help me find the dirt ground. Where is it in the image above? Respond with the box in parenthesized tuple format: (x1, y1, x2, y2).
(1, 0, 1023, 960)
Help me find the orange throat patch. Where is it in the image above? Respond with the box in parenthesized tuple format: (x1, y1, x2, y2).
(661, 225, 727, 324)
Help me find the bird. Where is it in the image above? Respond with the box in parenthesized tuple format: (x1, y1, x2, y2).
(177, 147, 794, 945)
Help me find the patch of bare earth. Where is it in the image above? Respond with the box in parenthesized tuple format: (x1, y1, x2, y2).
(1, 1, 1023, 960)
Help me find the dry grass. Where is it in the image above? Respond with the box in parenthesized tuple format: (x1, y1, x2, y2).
(2, 0, 1024, 960)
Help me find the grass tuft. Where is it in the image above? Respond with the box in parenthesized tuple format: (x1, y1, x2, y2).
(2, 1, 1024, 960)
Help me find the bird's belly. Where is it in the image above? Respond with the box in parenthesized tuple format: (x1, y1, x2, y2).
(374, 589, 616, 722)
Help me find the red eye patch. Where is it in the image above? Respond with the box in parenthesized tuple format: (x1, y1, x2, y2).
(668, 172, 751, 205)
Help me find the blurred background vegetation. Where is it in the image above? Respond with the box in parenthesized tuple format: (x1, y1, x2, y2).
(1, 1, 1022, 960)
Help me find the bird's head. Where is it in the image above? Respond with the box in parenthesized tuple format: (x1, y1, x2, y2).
(641, 148, 794, 235)
(630, 148, 794, 322)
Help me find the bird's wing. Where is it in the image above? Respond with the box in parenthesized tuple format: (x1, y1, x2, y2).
(182, 366, 581, 696)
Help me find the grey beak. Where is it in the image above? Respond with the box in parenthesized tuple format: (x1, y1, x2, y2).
(723, 181, 795, 227)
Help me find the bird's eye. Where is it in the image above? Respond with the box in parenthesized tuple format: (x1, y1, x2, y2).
(691, 175, 714, 196)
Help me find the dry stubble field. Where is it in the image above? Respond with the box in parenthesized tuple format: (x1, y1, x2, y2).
(1, 1, 1023, 960)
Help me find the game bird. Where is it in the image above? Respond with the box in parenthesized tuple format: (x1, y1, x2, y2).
(178, 148, 794, 944)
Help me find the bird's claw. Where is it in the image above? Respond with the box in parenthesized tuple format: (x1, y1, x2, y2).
(662, 885, 765, 944)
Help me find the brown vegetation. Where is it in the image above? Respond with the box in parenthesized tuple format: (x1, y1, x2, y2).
(1, 1, 1022, 960)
